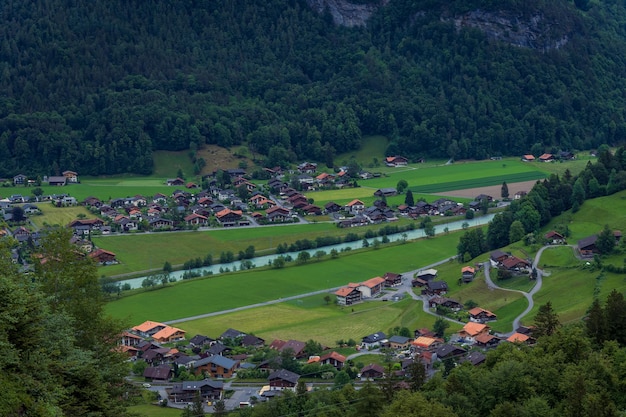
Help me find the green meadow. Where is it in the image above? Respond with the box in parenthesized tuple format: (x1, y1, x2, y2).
(105, 231, 464, 323)
(362, 158, 546, 191)
(28, 204, 92, 228)
(178, 297, 433, 347)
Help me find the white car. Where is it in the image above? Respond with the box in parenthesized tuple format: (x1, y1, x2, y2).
(142, 383, 151, 388)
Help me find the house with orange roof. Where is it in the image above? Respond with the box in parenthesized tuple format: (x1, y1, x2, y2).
(152, 325, 186, 343)
(411, 336, 440, 351)
(215, 208, 243, 225)
(458, 322, 490, 343)
(385, 156, 408, 167)
(334, 284, 361, 306)
(461, 266, 475, 283)
(319, 351, 347, 370)
(357, 276, 385, 298)
(539, 153, 554, 162)
(345, 199, 365, 214)
(132, 321, 169, 338)
(521, 155, 535, 162)
(468, 307, 497, 323)
(506, 332, 534, 344)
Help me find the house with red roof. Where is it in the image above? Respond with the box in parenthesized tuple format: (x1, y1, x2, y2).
(334, 284, 361, 306)
(521, 155, 535, 162)
(385, 156, 408, 167)
(458, 322, 490, 344)
(468, 307, 497, 323)
(319, 352, 346, 370)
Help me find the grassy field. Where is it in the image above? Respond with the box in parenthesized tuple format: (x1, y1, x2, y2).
(28, 204, 92, 228)
(334, 135, 389, 168)
(177, 297, 433, 347)
(93, 220, 428, 276)
(105, 231, 465, 323)
(360, 158, 546, 191)
(128, 403, 179, 417)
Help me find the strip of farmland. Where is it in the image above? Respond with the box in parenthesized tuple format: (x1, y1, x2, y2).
(409, 171, 547, 193)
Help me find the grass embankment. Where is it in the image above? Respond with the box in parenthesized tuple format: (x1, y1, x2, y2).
(334, 135, 390, 168)
(105, 231, 463, 323)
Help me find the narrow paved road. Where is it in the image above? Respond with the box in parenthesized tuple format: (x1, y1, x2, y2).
(483, 245, 558, 336)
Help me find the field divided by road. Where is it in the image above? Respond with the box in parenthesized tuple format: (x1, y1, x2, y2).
(409, 171, 546, 194)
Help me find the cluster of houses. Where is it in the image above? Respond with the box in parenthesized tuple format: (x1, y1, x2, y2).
(521, 151, 575, 162)
(334, 273, 403, 305)
(121, 315, 539, 406)
(9, 170, 79, 186)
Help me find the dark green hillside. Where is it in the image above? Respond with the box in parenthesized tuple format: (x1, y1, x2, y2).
(1, 0, 626, 176)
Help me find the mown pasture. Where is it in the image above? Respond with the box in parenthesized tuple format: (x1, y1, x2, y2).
(177, 297, 433, 347)
(28, 204, 92, 228)
(104, 231, 464, 323)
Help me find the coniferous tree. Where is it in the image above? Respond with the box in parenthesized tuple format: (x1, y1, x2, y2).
(586, 298, 607, 347)
(501, 181, 509, 199)
(534, 301, 561, 337)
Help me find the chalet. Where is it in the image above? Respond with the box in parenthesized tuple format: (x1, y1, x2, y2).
(514, 191, 527, 200)
(148, 217, 172, 230)
(47, 176, 67, 186)
(13, 174, 27, 185)
(415, 269, 438, 281)
(468, 307, 497, 323)
(385, 156, 408, 167)
(361, 332, 387, 349)
(521, 154, 535, 162)
(545, 230, 566, 245)
(435, 344, 467, 361)
(207, 342, 231, 356)
(68, 218, 104, 234)
(184, 213, 208, 226)
(474, 333, 500, 349)
(360, 363, 385, 379)
(268, 369, 300, 390)
(429, 297, 463, 311)
(319, 352, 346, 370)
(501, 256, 530, 271)
(62, 170, 79, 183)
(270, 339, 307, 358)
(475, 194, 493, 202)
(458, 322, 490, 344)
(226, 168, 247, 178)
(266, 206, 291, 222)
(215, 208, 243, 226)
(358, 277, 385, 298)
(88, 248, 117, 265)
(132, 321, 185, 343)
(324, 201, 342, 213)
(490, 250, 509, 265)
(383, 272, 402, 287)
(387, 336, 412, 350)
(345, 199, 365, 215)
(193, 355, 239, 378)
(421, 280, 448, 296)
(411, 336, 440, 351)
(168, 379, 223, 404)
(335, 285, 361, 306)
(577, 234, 610, 257)
(143, 364, 172, 381)
(374, 188, 397, 197)
(539, 153, 554, 162)
(557, 151, 575, 160)
(220, 328, 246, 340)
(22, 204, 40, 214)
(115, 215, 138, 232)
(189, 335, 215, 347)
(241, 335, 265, 348)
(297, 162, 317, 174)
(166, 178, 185, 186)
(507, 332, 534, 344)
(461, 266, 475, 283)
(463, 351, 487, 366)
(338, 217, 369, 228)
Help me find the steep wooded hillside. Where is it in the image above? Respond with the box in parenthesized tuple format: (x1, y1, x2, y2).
(1, 0, 626, 176)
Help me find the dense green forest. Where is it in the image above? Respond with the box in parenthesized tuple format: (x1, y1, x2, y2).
(2, 0, 626, 176)
(0, 229, 133, 416)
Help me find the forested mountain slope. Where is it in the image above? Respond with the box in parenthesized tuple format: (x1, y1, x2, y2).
(1, 0, 626, 176)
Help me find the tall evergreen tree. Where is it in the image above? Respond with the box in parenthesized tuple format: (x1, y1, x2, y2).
(534, 301, 561, 337)
(586, 298, 607, 347)
(501, 181, 509, 199)
(405, 189, 415, 207)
